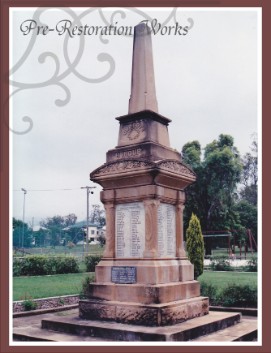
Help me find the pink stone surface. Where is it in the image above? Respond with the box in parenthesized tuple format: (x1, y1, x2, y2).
(128, 24, 158, 114)
(82, 21, 209, 328)
(79, 297, 209, 327)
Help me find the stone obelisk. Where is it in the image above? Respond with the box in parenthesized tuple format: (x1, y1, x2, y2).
(129, 23, 158, 114)
(79, 22, 209, 327)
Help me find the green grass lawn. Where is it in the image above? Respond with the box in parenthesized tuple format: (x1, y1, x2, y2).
(198, 271, 257, 288)
(13, 272, 94, 301)
(13, 270, 257, 302)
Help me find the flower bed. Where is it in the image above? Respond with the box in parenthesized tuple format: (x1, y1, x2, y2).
(13, 294, 79, 313)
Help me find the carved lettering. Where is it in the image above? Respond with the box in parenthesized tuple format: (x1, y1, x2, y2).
(115, 202, 145, 258)
(157, 203, 176, 258)
(111, 267, 137, 284)
(115, 148, 142, 159)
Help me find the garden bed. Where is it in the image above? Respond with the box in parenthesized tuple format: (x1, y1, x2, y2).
(13, 294, 79, 313)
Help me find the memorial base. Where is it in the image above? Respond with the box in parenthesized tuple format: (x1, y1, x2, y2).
(79, 257, 209, 327)
(95, 258, 195, 284)
(85, 281, 200, 305)
(79, 296, 209, 327)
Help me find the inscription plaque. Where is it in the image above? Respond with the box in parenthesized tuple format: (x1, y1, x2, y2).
(111, 266, 137, 284)
(158, 203, 176, 257)
(115, 202, 145, 258)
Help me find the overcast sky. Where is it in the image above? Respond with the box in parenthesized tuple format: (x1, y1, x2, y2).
(10, 7, 260, 226)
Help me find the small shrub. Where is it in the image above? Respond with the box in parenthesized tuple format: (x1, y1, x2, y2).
(186, 214, 204, 279)
(246, 256, 258, 272)
(201, 281, 217, 298)
(210, 256, 233, 271)
(79, 274, 94, 298)
(58, 297, 65, 305)
(85, 255, 102, 272)
(22, 298, 37, 311)
(44, 257, 57, 274)
(221, 283, 257, 307)
(200, 281, 257, 307)
(20, 255, 48, 276)
(54, 256, 79, 274)
(200, 281, 220, 306)
(13, 255, 79, 276)
(13, 258, 22, 277)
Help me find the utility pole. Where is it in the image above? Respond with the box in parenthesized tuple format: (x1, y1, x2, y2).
(21, 188, 27, 254)
(81, 186, 96, 256)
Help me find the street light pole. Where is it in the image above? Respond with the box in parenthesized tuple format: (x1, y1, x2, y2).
(81, 186, 96, 256)
(21, 188, 27, 254)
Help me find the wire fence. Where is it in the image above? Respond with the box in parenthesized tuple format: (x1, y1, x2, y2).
(13, 245, 104, 260)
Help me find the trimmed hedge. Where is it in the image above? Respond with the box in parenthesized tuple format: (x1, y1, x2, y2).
(221, 283, 257, 307)
(13, 255, 79, 276)
(201, 282, 257, 307)
(85, 255, 102, 272)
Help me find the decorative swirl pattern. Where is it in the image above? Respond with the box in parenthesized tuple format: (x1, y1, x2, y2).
(9, 7, 193, 134)
(9, 7, 115, 134)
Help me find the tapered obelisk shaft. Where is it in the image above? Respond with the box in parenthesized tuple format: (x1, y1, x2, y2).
(128, 23, 158, 114)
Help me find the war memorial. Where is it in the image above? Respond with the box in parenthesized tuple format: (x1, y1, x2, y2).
(13, 22, 257, 342)
(78, 22, 209, 327)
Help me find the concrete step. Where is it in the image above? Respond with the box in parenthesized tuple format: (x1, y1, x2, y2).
(191, 319, 257, 342)
(13, 325, 111, 342)
(40, 311, 241, 341)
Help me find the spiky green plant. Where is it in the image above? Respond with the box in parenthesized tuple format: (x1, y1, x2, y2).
(186, 213, 204, 279)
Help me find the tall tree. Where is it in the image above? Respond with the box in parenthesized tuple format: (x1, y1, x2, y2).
(233, 200, 257, 243)
(182, 134, 242, 232)
(40, 214, 78, 247)
(240, 137, 258, 206)
(13, 217, 32, 248)
(33, 228, 48, 247)
(89, 205, 105, 226)
(234, 137, 258, 244)
(40, 215, 65, 228)
(64, 213, 77, 227)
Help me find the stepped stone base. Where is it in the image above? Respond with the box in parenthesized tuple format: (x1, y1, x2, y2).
(81, 257, 208, 326)
(79, 296, 209, 326)
(86, 281, 200, 304)
(40, 311, 243, 341)
(13, 309, 258, 342)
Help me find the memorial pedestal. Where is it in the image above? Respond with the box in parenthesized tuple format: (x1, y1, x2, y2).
(79, 112, 209, 325)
